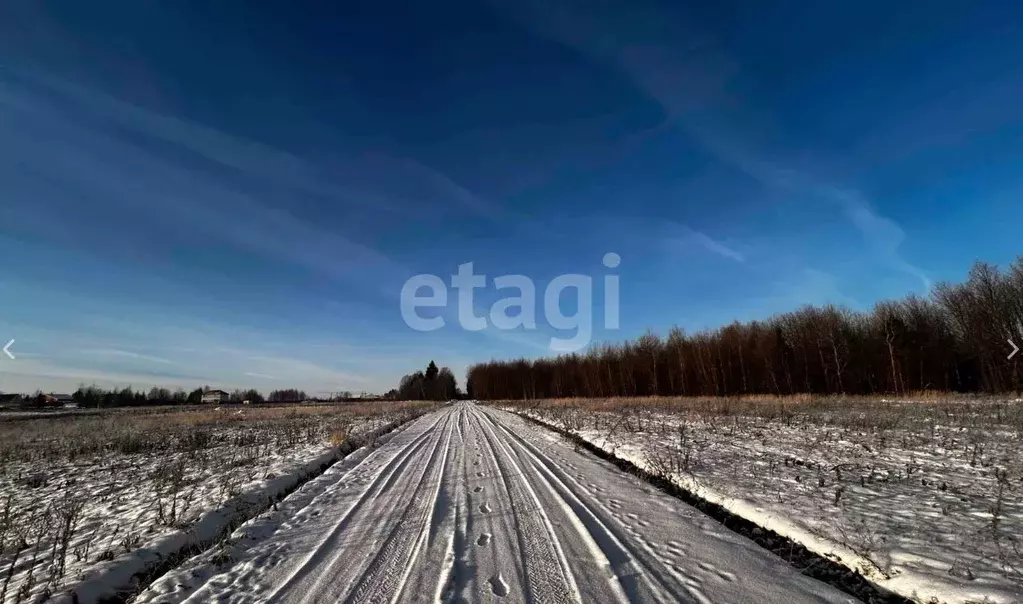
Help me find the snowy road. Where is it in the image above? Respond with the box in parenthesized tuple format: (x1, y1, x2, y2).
(146, 403, 856, 603)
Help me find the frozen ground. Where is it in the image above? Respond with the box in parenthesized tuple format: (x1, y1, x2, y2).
(138, 402, 854, 604)
(0, 402, 432, 604)
(509, 396, 1023, 604)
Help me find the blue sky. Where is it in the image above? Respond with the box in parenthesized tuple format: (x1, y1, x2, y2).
(2, 0, 1022, 395)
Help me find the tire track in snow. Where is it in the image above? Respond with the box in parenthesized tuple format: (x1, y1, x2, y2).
(458, 403, 528, 601)
(143, 404, 857, 604)
(265, 412, 449, 604)
(397, 405, 468, 603)
(348, 411, 456, 603)
(471, 407, 582, 603)
(477, 407, 699, 604)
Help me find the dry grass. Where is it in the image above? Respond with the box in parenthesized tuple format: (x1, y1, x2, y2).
(0, 401, 438, 464)
(498, 394, 1023, 599)
(0, 400, 439, 603)
(496, 391, 1023, 430)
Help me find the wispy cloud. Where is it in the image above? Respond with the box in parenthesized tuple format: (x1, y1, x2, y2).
(760, 268, 863, 313)
(392, 156, 500, 219)
(0, 288, 397, 393)
(666, 225, 745, 262)
(1, 359, 217, 393)
(79, 348, 176, 365)
(828, 188, 932, 291)
(0, 68, 495, 295)
(498, 1, 930, 292)
(2, 68, 558, 359)
(4, 68, 498, 222)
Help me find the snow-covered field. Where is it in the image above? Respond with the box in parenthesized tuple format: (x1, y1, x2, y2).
(136, 402, 855, 604)
(506, 396, 1023, 604)
(0, 402, 435, 604)
(9, 397, 1017, 603)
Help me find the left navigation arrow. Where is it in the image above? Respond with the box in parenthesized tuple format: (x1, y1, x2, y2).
(2, 340, 14, 360)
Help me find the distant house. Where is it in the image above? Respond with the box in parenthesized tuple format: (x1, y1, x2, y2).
(201, 389, 230, 404)
(27, 393, 74, 408)
(0, 393, 23, 406)
(52, 394, 77, 408)
(34, 393, 60, 407)
(36, 393, 76, 408)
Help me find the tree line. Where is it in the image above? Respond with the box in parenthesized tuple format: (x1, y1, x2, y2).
(267, 388, 309, 402)
(467, 258, 1023, 400)
(30, 385, 313, 408)
(386, 361, 461, 401)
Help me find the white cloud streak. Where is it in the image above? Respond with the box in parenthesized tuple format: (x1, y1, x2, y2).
(1, 68, 559, 373)
(496, 0, 930, 292)
(679, 227, 745, 262)
(79, 348, 177, 365)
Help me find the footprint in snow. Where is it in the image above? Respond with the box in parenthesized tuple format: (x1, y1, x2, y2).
(473, 486, 484, 493)
(479, 502, 492, 513)
(716, 570, 737, 582)
(477, 533, 491, 546)
(489, 573, 510, 597)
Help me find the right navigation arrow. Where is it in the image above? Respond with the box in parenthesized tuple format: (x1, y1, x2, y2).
(1010, 338, 1020, 360)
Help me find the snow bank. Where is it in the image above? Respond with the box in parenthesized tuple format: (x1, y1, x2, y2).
(514, 406, 1023, 604)
(49, 418, 415, 604)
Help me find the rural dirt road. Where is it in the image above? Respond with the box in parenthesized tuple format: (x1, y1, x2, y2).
(143, 402, 856, 603)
